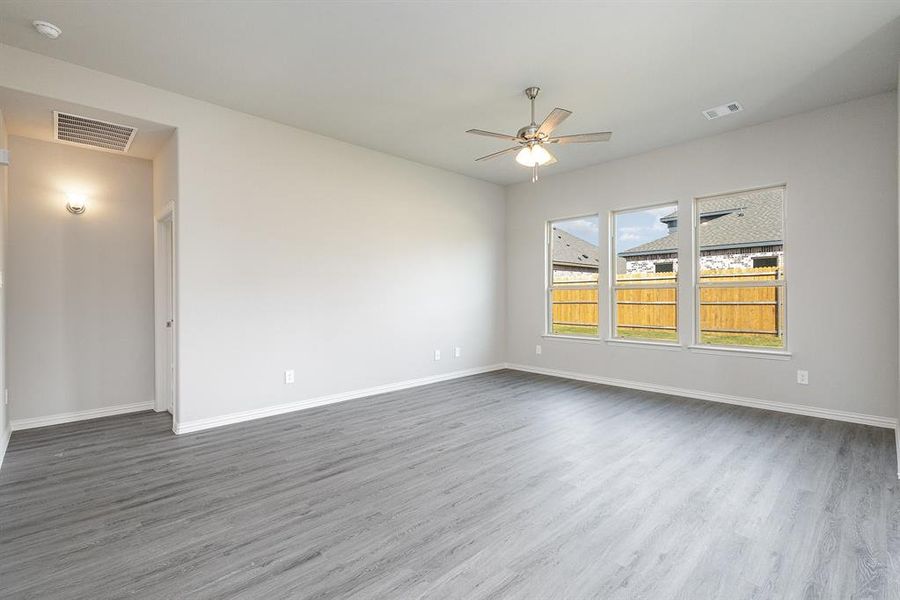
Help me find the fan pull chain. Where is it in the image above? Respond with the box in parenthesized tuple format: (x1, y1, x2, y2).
(532, 163, 538, 183)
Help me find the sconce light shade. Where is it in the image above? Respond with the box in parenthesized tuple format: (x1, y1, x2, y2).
(66, 193, 86, 215)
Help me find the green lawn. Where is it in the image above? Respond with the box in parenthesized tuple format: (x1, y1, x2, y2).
(699, 331, 783, 348)
(552, 324, 600, 336)
(617, 328, 678, 342)
(551, 324, 782, 348)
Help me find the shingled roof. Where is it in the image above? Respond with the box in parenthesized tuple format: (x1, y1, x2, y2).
(619, 188, 783, 257)
(552, 227, 600, 268)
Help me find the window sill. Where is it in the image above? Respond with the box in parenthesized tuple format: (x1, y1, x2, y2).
(541, 335, 792, 360)
(541, 334, 604, 344)
(604, 338, 683, 351)
(687, 345, 792, 360)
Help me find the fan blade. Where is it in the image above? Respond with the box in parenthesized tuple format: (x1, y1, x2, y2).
(475, 146, 520, 161)
(537, 108, 572, 137)
(466, 129, 520, 142)
(547, 132, 612, 144)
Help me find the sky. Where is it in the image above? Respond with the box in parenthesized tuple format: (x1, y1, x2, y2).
(554, 217, 600, 246)
(553, 204, 675, 253)
(614, 205, 674, 253)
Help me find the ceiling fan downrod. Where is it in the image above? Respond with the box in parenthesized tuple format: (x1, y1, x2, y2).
(525, 86, 540, 125)
(526, 88, 541, 182)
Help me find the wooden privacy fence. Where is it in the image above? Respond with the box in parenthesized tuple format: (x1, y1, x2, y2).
(551, 268, 782, 336)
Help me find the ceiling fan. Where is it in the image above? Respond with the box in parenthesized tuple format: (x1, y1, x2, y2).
(467, 87, 612, 182)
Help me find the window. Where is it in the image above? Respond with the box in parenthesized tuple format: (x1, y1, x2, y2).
(752, 256, 778, 269)
(548, 215, 600, 337)
(695, 186, 785, 349)
(655, 262, 674, 273)
(612, 203, 679, 342)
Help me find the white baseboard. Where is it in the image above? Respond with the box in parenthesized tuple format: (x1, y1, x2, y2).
(506, 363, 898, 430)
(10, 401, 155, 431)
(896, 429, 900, 480)
(174, 364, 506, 435)
(0, 426, 10, 472)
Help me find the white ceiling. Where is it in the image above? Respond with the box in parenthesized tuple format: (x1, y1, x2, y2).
(0, 1, 898, 184)
(0, 87, 174, 160)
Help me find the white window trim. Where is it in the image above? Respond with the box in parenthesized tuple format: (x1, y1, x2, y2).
(687, 345, 792, 360)
(609, 203, 679, 344)
(605, 338, 682, 351)
(546, 215, 601, 339)
(540, 334, 682, 351)
(541, 333, 605, 344)
(692, 184, 788, 353)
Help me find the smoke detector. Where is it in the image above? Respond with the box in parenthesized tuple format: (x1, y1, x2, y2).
(703, 101, 743, 120)
(32, 20, 62, 39)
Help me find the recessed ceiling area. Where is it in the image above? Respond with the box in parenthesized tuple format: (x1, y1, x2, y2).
(0, 3, 898, 183)
(0, 87, 174, 159)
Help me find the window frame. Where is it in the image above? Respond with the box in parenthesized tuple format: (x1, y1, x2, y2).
(692, 184, 788, 352)
(609, 202, 680, 345)
(545, 214, 602, 339)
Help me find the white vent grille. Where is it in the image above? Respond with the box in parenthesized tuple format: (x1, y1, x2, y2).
(702, 101, 743, 121)
(54, 111, 137, 153)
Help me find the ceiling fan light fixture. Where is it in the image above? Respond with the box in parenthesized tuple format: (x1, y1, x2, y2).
(516, 144, 552, 167)
(467, 86, 612, 182)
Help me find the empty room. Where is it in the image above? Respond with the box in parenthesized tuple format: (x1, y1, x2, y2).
(0, 1, 899, 598)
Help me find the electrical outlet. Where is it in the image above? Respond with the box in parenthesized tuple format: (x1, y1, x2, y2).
(796, 370, 808, 385)
(284, 369, 295, 384)
(535, 344, 542, 355)
(454, 347, 461, 358)
(434, 349, 441, 361)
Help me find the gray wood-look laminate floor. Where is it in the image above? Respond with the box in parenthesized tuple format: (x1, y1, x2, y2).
(2, 370, 899, 599)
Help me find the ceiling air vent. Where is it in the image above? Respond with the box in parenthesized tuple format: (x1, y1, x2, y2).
(54, 111, 137, 153)
(702, 101, 743, 121)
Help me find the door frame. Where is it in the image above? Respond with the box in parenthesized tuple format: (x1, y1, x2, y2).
(153, 201, 178, 423)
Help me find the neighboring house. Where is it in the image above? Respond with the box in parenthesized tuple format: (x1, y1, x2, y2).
(551, 227, 600, 282)
(618, 188, 784, 274)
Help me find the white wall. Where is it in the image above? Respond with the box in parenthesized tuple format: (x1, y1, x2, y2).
(507, 93, 898, 420)
(176, 121, 505, 425)
(0, 46, 506, 428)
(153, 131, 178, 214)
(0, 109, 9, 461)
(7, 136, 155, 422)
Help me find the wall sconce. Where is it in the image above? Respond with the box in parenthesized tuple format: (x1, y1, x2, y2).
(66, 193, 86, 215)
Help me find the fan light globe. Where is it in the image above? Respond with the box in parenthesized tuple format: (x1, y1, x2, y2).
(515, 147, 534, 166)
(516, 145, 552, 167)
(530, 144, 551, 165)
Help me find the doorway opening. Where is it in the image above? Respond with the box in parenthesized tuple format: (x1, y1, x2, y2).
(154, 203, 177, 421)
(0, 86, 178, 433)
